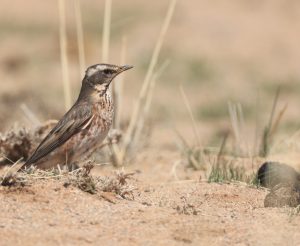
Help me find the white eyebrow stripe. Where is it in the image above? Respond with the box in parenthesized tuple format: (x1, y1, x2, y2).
(86, 65, 109, 77)
(86, 68, 98, 77)
(86, 64, 119, 77)
(96, 65, 108, 70)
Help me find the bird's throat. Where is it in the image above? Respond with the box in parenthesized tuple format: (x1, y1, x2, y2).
(78, 82, 109, 103)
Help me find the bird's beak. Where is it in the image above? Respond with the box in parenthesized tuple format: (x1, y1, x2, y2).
(119, 65, 133, 73)
(111, 65, 133, 81)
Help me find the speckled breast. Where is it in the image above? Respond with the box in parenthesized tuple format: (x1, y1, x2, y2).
(66, 95, 114, 163)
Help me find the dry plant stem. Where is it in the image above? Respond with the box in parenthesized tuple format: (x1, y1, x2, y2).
(110, 37, 127, 166)
(177, 86, 209, 169)
(174, 128, 191, 150)
(180, 85, 201, 147)
(143, 61, 170, 122)
(216, 132, 229, 167)
(228, 101, 250, 157)
(237, 103, 250, 157)
(228, 102, 241, 154)
(267, 87, 281, 133)
(58, 0, 71, 110)
(268, 103, 288, 152)
(170, 160, 181, 181)
(113, 61, 169, 166)
(260, 87, 281, 157)
(132, 60, 170, 148)
(270, 103, 288, 138)
(74, 0, 86, 78)
(109, 143, 122, 167)
(102, 0, 112, 62)
(20, 103, 41, 127)
(113, 36, 127, 129)
(253, 91, 261, 157)
(1, 158, 23, 185)
(0, 154, 15, 164)
(122, 0, 177, 159)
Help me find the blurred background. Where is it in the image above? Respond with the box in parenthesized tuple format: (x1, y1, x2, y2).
(1, 0, 300, 157)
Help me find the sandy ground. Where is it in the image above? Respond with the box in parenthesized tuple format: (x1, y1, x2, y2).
(1, 157, 300, 246)
(1, 169, 300, 246)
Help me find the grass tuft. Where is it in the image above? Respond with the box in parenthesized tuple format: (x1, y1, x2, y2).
(208, 163, 246, 183)
(176, 88, 264, 185)
(259, 87, 287, 157)
(58, 0, 71, 110)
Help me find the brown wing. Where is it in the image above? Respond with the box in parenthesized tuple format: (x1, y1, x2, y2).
(23, 102, 94, 168)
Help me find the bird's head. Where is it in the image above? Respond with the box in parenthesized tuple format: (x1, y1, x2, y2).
(82, 63, 133, 95)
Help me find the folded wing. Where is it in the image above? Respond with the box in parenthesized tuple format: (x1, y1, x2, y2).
(23, 102, 93, 168)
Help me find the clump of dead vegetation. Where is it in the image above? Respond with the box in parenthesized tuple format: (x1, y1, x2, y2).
(176, 86, 287, 186)
(96, 170, 136, 199)
(0, 120, 57, 165)
(0, 163, 136, 199)
(63, 162, 97, 194)
(0, 127, 31, 163)
(64, 163, 136, 198)
(175, 195, 200, 215)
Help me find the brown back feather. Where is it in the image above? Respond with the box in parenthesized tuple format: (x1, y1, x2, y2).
(23, 101, 93, 168)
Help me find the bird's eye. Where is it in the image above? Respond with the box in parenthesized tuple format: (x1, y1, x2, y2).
(103, 69, 114, 75)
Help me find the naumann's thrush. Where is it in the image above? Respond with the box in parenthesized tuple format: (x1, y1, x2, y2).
(22, 63, 133, 170)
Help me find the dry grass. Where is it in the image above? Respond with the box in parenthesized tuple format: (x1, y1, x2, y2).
(175, 86, 263, 185)
(113, 36, 127, 129)
(74, 0, 86, 78)
(58, 0, 71, 110)
(175, 85, 208, 171)
(107, 0, 177, 167)
(259, 87, 287, 157)
(96, 169, 136, 199)
(228, 101, 250, 157)
(20, 103, 41, 128)
(101, 0, 112, 63)
(122, 0, 177, 156)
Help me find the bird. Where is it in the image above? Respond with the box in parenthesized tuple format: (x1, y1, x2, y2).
(21, 63, 133, 170)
